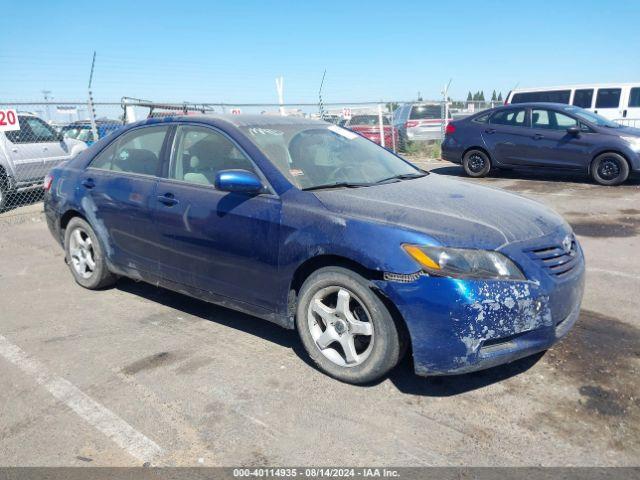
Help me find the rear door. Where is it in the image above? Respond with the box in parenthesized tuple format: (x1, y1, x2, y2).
(81, 125, 171, 275)
(482, 107, 531, 165)
(525, 108, 591, 169)
(594, 87, 622, 120)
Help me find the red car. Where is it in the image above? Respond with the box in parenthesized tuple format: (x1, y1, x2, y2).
(345, 114, 398, 148)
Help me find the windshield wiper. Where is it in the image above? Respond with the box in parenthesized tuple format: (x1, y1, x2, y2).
(302, 181, 373, 191)
(374, 172, 428, 184)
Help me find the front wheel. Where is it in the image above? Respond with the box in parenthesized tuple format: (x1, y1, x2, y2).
(463, 149, 491, 178)
(296, 267, 403, 384)
(591, 153, 629, 186)
(64, 217, 117, 289)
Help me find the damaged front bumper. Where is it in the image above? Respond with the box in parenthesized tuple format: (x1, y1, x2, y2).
(375, 233, 586, 376)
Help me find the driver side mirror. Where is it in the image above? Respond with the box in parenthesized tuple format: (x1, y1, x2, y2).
(567, 126, 580, 136)
(215, 169, 264, 194)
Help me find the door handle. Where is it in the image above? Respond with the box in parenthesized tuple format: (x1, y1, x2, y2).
(485, 128, 496, 134)
(157, 193, 178, 206)
(533, 134, 544, 140)
(81, 178, 95, 189)
(623, 110, 628, 118)
(11, 148, 18, 153)
(43, 147, 48, 151)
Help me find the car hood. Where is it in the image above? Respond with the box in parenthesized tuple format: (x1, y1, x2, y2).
(616, 125, 640, 136)
(313, 174, 568, 249)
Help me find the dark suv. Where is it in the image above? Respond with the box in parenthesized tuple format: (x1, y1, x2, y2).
(441, 103, 640, 185)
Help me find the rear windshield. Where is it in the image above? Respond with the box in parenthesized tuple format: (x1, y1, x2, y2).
(511, 90, 571, 104)
(410, 105, 441, 119)
(349, 115, 390, 125)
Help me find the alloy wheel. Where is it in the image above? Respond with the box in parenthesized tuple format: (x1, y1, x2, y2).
(598, 158, 621, 181)
(468, 153, 486, 173)
(307, 286, 374, 367)
(69, 227, 96, 279)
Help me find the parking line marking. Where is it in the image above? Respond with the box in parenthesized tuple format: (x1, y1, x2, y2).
(587, 267, 640, 281)
(0, 335, 163, 463)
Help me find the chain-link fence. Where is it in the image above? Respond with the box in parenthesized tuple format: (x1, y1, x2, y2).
(0, 97, 500, 213)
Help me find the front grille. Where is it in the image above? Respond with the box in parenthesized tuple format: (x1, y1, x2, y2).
(526, 238, 580, 277)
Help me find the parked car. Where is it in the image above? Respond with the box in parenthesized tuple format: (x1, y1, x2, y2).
(505, 83, 640, 126)
(44, 115, 584, 384)
(442, 102, 640, 185)
(0, 113, 86, 210)
(344, 114, 398, 147)
(61, 120, 122, 146)
(393, 103, 450, 148)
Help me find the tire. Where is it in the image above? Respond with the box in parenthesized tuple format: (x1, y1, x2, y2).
(296, 266, 403, 384)
(591, 153, 629, 186)
(463, 149, 491, 178)
(64, 217, 117, 289)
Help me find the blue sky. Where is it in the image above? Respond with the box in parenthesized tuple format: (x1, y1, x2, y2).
(1, 0, 639, 104)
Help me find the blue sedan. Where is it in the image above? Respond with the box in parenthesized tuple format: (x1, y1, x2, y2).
(43, 115, 585, 384)
(442, 102, 640, 185)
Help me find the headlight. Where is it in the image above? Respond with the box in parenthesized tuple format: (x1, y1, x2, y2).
(402, 244, 526, 281)
(621, 136, 640, 151)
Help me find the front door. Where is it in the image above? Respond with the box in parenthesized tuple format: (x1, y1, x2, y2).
(81, 125, 170, 276)
(154, 124, 282, 312)
(525, 108, 591, 169)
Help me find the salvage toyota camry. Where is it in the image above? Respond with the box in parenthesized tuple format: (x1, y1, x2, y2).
(44, 115, 585, 384)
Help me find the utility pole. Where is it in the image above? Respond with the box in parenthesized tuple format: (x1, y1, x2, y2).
(275, 76, 285, 116)
(42, 90, 52, 121)
(318, 70, 326, 119)
(87, 52, 99, 141)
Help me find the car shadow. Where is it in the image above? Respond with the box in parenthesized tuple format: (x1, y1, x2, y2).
(430, 165, 640, 186)
(116, 277, 545, 395)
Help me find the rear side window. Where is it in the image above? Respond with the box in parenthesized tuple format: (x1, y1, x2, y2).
(595, 88, 621, 108)
(472, 113, 490, 123)
(90, 126, 169, 176)
(511, 90, 571, 104)
(490, 108, 527, 127)
(572, 89, 593, 108)
(410, 105, 441, 120)
(628, 88, 640, 107)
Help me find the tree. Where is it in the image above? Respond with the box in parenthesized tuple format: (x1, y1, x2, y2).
(467, 91, 473, 102)
(479, 91, 485, 101)
(386, 102, 399, 112)
(491, 90, 497, 102)
(497, 92, 503, 102)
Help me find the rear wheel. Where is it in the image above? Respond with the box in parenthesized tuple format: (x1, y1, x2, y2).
(296, 267, 403, 384)
(591, 153, 629, 186)
(64, 217, 117, 289)
(463, 149, 491, 177)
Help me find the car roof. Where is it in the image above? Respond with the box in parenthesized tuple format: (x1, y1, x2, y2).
(497, 102, 579, 109)
(139, 113, 325, 128)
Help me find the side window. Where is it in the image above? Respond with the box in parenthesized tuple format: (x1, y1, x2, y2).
(573, 89, 594, 108)
(511, 90, 570, 104)
(532, 109, 577, 130)
(490, 108, 527, 127)
(170, 126, 255, 186)
(596, 88, 621, 108)
(90, 126, 168, 176)
(629, 88, 640, 108)
(472, 113, 490, 123)
(5, 116, 57, 144)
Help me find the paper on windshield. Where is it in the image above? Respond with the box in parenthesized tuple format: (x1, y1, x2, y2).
(327, 125, 359, 140)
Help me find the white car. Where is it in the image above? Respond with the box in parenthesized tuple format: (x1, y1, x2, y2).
(0, 113, 86, 209)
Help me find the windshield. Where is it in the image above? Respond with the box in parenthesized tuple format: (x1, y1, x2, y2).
(562, 106, 620, 128)
(62, 127, 82, 139)
(241, 124, 422, 190)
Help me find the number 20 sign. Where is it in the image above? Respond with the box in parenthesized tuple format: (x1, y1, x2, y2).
(0, 109, 21, 132)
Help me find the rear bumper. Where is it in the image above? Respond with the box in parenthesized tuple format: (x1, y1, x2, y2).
(441, 137, 464, 163)
(407, 128, 441, 141)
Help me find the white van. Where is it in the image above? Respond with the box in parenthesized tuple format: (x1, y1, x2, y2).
(504, 83, 640, 126)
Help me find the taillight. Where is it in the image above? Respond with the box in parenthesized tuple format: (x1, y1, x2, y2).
(445, 123, 456, 135)
(43, 173, 54, 192)
(405, 120, 419, 128)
